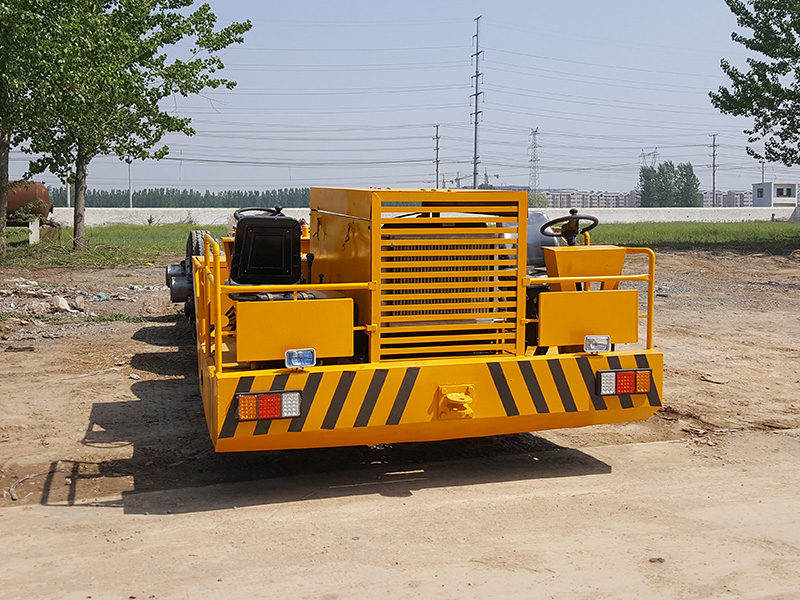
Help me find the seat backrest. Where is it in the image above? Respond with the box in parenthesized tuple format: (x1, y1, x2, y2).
(229, 215, 301, 285)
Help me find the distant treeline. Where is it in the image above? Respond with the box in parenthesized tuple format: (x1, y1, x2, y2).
(48, 187, 311, 208)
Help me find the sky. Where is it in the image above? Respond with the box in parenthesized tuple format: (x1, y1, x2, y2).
(9, 0, 795, 194)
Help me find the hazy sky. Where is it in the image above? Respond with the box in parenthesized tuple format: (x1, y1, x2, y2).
(11, 0, 793, 193)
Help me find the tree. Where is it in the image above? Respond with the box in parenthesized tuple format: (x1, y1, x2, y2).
(676, 162, 701, 206)
(638, 160, 700, 207)
(528, 192, 549, 208)
(0, 1, 44, 257)
(20, 0, 251, 249)
(710, 0, 800, 166)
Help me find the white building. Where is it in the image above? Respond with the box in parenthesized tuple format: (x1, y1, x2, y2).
(752, 182, 798, 207)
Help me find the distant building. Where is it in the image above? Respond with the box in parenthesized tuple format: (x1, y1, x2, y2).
(752, 182, 798, 207)
(702, 190, 753, 207)
(544, 189, 638, 209)
(544, 188, 757, 209)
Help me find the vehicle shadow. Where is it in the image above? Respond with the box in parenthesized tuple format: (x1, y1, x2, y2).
(40, 320, 612, 514)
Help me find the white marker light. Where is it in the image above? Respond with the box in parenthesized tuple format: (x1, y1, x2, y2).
(584, 335, 611, 354)
(281, 391, 302, 418)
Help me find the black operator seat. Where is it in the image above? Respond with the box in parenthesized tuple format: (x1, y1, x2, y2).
(228, 212, 302, 286)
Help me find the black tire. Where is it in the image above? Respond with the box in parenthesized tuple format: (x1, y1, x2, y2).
(184, 230, 210, 332)
(186, 229, 210, 259)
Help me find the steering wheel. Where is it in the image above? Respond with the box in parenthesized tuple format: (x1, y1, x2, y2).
(233, 206, 284, 221)
(540, 208, 599, 246)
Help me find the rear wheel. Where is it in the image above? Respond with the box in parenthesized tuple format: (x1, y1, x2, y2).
(187, 229, 210, 259)
(185, 230, 210, 329)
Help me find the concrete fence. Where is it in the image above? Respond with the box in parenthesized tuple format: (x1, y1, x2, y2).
(51, 206, 799, 228)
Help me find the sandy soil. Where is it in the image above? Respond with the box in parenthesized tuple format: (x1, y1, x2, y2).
(1, 250, 799, 598)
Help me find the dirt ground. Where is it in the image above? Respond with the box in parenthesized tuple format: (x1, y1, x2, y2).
(1, 250, 799, 598)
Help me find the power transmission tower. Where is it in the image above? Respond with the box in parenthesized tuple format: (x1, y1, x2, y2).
(529, 128, 540, 195)
(709, 134, 718, 207)
(433, 124, 440, 189)
(471, 15, 483, 189)
(640, 148, 659, 167)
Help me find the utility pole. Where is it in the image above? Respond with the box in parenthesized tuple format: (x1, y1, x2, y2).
(709, 134, 718, 207)
(128, 160, 133, 209)
(471, 15, 483, 189)
(761, 160, 765, 183)
(529, 128, 540, 196)
(433, 125, 440, 189)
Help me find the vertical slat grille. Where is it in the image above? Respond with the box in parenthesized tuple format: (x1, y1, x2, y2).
(377, 194, 522, 360)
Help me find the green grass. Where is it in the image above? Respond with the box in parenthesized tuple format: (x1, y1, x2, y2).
(0, 311, 148, 323)
(84, 313, 149, 323)
(1, 220, 798, 268)
(591, 221, 800, 254)
(1, 224, 228, 268)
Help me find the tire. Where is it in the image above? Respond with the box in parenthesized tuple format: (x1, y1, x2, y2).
(184, 230, 210, 332)
(186, 229, 211, 259)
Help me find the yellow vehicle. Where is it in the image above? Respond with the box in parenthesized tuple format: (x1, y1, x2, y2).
(166, 188, 662, 452)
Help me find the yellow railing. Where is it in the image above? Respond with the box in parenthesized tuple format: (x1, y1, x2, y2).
(523, 247, 656, 349)
(197, 232, 656, 374)
(197, 234, 372, 375)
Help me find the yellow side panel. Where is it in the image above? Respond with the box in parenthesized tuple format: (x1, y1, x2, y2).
(310, 187, 372, 220)
(235, 298, 354, 362)
(308, 206, 371, 325)
(538, 289, 639, 347)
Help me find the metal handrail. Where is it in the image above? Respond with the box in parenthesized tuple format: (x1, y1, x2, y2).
(523, 247, 656, 349)
(199, 233, 372, 375)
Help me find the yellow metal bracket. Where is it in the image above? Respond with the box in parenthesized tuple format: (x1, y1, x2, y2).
(438, 384, 475, 420)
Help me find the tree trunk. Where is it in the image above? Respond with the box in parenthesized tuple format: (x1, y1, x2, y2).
(73, 150, 88, 251)
(0, 131, 9, 258)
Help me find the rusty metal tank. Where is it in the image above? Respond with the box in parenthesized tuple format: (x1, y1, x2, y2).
(7, 181, 52, 219)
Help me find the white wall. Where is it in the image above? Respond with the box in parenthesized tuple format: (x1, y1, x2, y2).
(51, 206, 797, 228)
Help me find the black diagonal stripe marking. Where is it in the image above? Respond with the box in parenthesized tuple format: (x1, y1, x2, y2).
(322, 372, 356, 430)
(386, 367, 420, 425)
(219, 376, 254, 439)
(488, 363, 520, 417)
(635, 354, 662, 407)
(548, 360, 577, 412)
(577, 356, 607, 411)
(606, 356, 634, 408)
(354, 369, 389, 427)
(288, 372, 323, 432)
(253, 374, 291, 436)
(517, 362, 549, 414)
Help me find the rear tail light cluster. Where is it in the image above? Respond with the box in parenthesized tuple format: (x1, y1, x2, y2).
(596, 369, 651, 396)
(237, 391, 302, 421)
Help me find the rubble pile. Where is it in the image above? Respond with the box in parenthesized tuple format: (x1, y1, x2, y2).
(0, 277, 166, 318)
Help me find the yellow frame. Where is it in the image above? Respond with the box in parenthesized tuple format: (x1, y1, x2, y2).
(188, 189, 662, 452)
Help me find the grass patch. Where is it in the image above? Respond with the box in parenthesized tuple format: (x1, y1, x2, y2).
(0, 311, 64, 324)
(0, 311, 148, 327)
(1, 224, 228, 268)
(591, 221, 800, 254)
(85, 313, 148, 323)
(1, 220, 798, 268)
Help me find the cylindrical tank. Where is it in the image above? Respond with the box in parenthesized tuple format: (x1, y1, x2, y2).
(7, 182, 52, 219)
